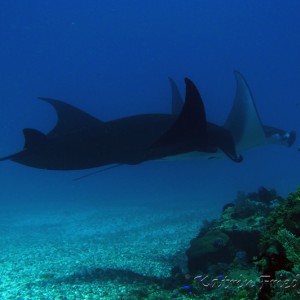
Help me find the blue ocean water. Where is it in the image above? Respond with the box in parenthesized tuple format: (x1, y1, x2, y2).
(0, 0, 299, 210)
(0, 1, 299, 298)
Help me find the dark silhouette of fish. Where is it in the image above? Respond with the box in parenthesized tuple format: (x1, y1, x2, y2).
(168, 71, 296, 160)
(0, 78, 242, 170)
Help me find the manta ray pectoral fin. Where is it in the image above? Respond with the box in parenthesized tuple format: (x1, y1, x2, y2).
(0, 128, 48, 162)
(38, 97, 104, 136)
(225, 71, 296, 152)
(208, 124, 243, 162)
(224, 71, 266, 151)
(168, 76, 242, 162)
(153, 78, 242, 162)
(153, 77, 207, 150)
(168, 77, 184, 115)
(218, 128, 243, 162)
(23, 128, 47, 149)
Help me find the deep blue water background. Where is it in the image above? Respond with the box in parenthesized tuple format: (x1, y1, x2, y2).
(0, 0, 299, 212)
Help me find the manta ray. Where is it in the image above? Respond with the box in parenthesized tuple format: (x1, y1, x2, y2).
(168, 71, 296, 160)
(0, 78, 242, 170)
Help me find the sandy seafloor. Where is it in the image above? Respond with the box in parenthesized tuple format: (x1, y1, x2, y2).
(0, 201, 220, 300)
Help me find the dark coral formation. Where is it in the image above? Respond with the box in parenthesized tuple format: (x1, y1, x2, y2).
(254, 187, 300, 299)
(187, 230, 232, 273)
(184, 186, 300, 299)
(186, 186, 280, 275)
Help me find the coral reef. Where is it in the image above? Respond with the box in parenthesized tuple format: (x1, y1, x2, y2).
(184, 186, 300, 299)
(254, 187, 300, 299)
(187, 230, 231, 273)
(186, 186, 280, 275)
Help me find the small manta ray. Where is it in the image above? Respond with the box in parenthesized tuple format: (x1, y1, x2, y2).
(168, 71, 296, 160)
(0, 78, 242, 170)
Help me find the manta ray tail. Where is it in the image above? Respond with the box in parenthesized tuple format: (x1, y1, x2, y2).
(0, 154, 14, 161)
(73, 164, 123, 181)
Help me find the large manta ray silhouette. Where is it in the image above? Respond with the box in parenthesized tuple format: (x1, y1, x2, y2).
(0, 78, 242, 170)
(168, 71, 296, 160)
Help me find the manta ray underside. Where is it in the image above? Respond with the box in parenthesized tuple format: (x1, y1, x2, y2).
(0, 78, 242, 170)
(169, 71, 296, 159)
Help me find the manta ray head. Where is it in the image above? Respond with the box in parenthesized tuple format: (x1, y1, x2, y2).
(264, 126, 296, 147)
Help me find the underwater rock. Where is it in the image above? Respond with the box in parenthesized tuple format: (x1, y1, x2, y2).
(248, 186, 279, 205)
(254, 187, 300, 299)
(181, 186, 300, 299)
(186, 230, 231, 273)
(186, 186, 278, 275)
